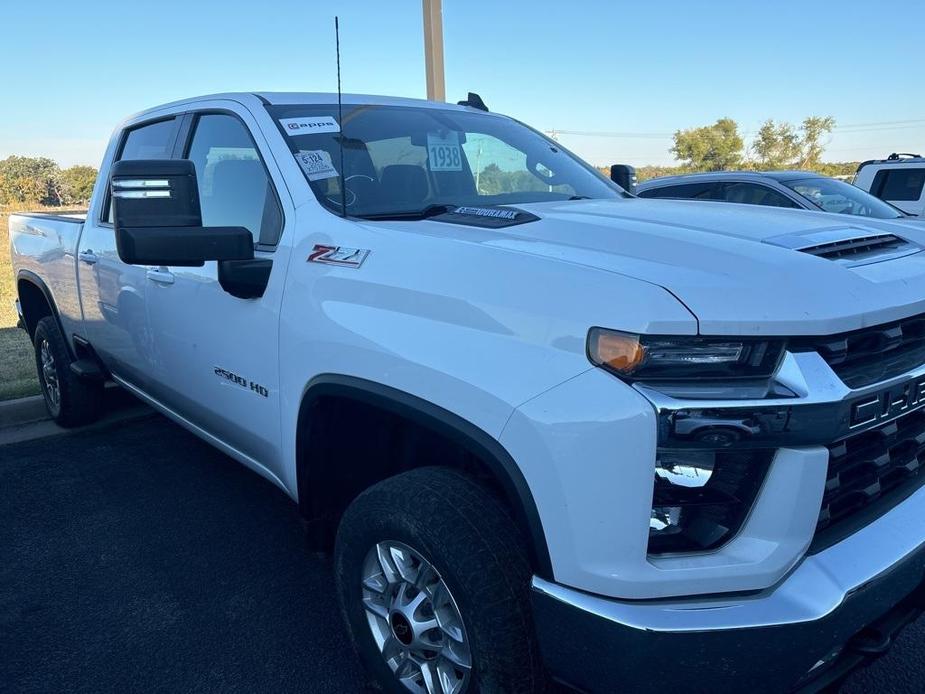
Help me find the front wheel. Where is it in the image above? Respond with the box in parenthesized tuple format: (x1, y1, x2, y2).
(334, 467, 547, 694)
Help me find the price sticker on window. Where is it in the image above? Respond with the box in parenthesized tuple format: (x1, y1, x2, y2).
(427, 131, 463, 172)
(295, 150, 339, 181)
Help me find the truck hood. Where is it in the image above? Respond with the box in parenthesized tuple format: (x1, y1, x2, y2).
(460, 198, 925, 335)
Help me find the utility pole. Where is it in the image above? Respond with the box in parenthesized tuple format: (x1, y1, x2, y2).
(422, 0, 445, 101)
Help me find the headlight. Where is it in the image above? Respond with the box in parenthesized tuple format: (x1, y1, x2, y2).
(649, 448, 774, 553)
(587, 328, 786, 384)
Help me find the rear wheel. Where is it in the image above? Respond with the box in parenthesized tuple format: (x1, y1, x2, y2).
(334, 467, 547, 694)
(33, 316, 103, 427)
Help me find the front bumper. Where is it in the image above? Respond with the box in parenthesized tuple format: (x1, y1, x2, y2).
(532, 483, 925, 692)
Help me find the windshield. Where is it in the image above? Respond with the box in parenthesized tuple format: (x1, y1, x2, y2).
(781, 177, 904, 219)
(268, 103, 622, 218)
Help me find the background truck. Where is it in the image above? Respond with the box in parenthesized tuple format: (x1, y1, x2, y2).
(855, 153, 925, 216)
(10, 92, 925, 693)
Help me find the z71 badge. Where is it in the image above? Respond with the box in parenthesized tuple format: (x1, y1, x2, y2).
(308, 244, 369, 268)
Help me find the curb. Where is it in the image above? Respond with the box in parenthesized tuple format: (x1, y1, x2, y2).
(0, 395, 49, 429)
(0, 387, 155, 447)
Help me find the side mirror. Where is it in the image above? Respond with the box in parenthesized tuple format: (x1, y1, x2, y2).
(111, 159, 253, 267)
(610, 164, 637, 195)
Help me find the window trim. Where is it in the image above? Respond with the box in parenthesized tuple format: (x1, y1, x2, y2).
(100, 115, 183, 226)
(180, 108, 285, 251)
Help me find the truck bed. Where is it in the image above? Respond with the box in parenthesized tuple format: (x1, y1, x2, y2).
(9, 211, 87, 340)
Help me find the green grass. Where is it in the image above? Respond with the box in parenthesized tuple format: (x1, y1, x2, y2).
(2, 210, 42, 400)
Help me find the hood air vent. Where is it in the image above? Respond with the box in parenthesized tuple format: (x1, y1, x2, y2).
(764, 228, 920, 267)
(799, 233, 909, 261)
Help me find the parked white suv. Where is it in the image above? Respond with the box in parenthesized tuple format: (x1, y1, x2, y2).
(855, 153, 925, 216)
(10, 92, 925, 693)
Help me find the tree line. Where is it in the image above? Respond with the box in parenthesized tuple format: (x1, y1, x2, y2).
(671, 115, 836, 171)
(0, 156, 97, 207)
(628, 114, 857, 182)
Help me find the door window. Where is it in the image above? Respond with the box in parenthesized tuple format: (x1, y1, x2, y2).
(638, 182, 721, 200)
(873, 169, 925, 201)
(119, 119, 179, 160)
(104, 117, 179, 222)
(186, 114, 282, 246)
(716, 182, 799, 208)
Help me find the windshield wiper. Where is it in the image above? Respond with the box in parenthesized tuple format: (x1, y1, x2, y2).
(356, 204, 457, 221)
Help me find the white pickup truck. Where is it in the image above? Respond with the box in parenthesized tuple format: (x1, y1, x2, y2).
(10, 92, 925, 693)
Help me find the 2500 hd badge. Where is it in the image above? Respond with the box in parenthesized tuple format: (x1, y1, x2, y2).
(214, 366, 269, 398)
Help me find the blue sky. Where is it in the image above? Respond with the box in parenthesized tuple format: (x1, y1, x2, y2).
(2, 0, 923, 168)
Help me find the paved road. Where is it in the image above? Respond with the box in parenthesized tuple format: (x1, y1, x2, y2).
(0, 414, 922, 693)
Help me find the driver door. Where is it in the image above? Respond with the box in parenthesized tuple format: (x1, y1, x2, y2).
(143, 109, 292, 479)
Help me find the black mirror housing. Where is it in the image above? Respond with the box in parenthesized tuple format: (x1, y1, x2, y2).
(111, 159, 253, 267)
(116, 225, 254, 267)
(112, 159, 202, 228)
(610, 164, 637, 195)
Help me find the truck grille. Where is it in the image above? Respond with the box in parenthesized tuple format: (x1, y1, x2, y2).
(817, 407, 925, 542)
(793, 313, 925, 388)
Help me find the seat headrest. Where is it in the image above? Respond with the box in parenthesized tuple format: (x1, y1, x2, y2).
(211, 159, 263, 190)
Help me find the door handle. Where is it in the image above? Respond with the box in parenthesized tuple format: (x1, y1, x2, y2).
(146, 268, 175, 285)
(78, 250, 98, 265)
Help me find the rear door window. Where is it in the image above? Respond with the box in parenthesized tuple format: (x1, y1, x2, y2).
(104, 117, 180, 223)
(639, 182, 721, 200)
(873, 169, 925, 201)
(716, 182, 800, 208)
(119, 119, 180, 161)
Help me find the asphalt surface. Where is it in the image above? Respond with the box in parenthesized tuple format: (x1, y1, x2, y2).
(1, 413, 924, 693)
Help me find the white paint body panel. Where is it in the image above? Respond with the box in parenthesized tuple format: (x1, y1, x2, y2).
(10, 92, 925, 604)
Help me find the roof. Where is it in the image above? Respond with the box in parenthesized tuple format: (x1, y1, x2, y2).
(857, 154, 925, 171)
(638, 170, 821, 187)
(257, 92, 466, 109)
(125, 91, 489, 125)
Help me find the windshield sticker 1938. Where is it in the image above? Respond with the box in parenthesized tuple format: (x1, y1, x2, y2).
(295, 150, 339, 181)
(280, 116, 340, 135)
(427, 131, 463, 172)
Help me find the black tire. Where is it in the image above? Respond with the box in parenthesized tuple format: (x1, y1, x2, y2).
(335, 467, 548, 694)
(33, 316, 103, 427)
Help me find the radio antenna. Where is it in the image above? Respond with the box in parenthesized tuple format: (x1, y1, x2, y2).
(335, 16, 347, 218)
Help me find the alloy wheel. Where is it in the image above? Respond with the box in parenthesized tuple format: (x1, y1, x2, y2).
(39, 338, 60, 410)
(361, 541, 472, 694)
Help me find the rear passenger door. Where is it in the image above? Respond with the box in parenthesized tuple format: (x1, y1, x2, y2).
(77, 116, 183, 388)
(143, 109, 292, 479)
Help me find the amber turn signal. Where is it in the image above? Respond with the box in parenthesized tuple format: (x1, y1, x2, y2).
(588, 328, 646, 374)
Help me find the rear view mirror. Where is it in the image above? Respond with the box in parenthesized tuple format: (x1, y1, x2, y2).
(610, 164, 637, 195)
(111, 159, 253, 267)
